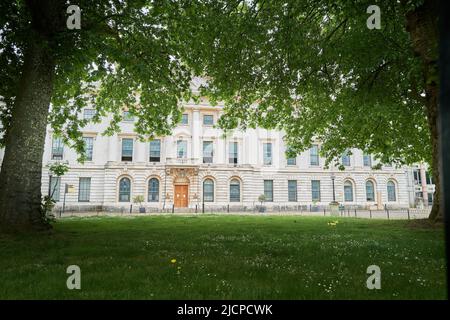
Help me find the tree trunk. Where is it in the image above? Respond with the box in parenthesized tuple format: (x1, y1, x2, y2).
(404, 0, 441, 221)
(0, 35, 56, 232)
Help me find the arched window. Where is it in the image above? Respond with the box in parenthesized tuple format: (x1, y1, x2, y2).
(344, 181, 354, 202)
(387, 181, 396, 202)
(203, 179, 214, 202)
(148, 178, 159, 202)
(230, 179, 240, 202)
(119, 177, 131, 202)
(366, 180, 375, 201)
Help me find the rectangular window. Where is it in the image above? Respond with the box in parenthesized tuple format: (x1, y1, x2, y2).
(181, 113, 189, 125)
(263, 143, 272, 165)
(78, 177, 91, 202)
(51, 137, 64, 160)
(203, 115, 214, 125)
(123, 111, 134, 121)
(311, 180, 321, 202)
(426, 172, 433, 185)
(83, 108, 96, 120)
(229, 142, 238, 164)
(177, 140, 187, 158)
(344, 183, 354, 202)
(203, 141, 213, 163)
(149, 139, 161, 162)
(310, 145, 319, 166)
(49, 176, 61, 201)
(288, 180, 297, 202)
(264, 180, 274, 202)
(121, 138, 133, 161)
(413, 169, 422, 184)
(363, 154, 372, 167)
(342, 150, 351, 166)
(83, 137, 93, 161)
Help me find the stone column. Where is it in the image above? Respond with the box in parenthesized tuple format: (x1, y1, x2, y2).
(192, 109, 200, 164)
(108, 134, 118, 162)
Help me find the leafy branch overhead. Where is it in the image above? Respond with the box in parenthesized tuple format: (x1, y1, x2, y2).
(0, 0, 194, 160)
(174, 0, 433, 169)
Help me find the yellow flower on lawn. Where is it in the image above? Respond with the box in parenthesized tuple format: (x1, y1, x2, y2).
(171, 259, 177, 264)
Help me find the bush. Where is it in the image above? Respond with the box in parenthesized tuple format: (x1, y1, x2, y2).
(40, 195, 56, 224)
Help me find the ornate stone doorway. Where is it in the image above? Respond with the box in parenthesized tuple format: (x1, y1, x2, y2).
(174, 184, 189, 208)
(166, 166, 198, 209)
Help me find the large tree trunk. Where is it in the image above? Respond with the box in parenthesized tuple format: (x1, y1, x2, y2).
(0, 0, 64, 233)
(0, 35, 56, 232)
(404, 0, 441, 221)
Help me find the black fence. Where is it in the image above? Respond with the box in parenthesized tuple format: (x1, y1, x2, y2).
(56, 203, 431, 220)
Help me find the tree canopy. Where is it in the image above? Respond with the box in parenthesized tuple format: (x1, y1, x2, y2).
(174, 0, 433, 168)
(0, 0, 440, 231)
(0, 0, 195, 161)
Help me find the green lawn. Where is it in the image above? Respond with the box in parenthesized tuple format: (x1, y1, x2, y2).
(0, 215, 446, 299)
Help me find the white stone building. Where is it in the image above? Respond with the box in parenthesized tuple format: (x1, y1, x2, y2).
(1, 81, 423, 213)
(6, 103, 412, 213)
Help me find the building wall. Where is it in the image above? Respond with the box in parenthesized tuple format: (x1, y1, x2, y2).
(17, 100, 412, 211)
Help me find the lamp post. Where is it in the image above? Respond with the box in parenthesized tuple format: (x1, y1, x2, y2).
(329, 172, 339, 216)
(331, 173, 336, 202)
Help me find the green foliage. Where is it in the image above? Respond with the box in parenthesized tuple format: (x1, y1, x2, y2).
(133, 195, 145, 207)
(0, 0, 435, 169)
(40, 195, 56, 225)
(0, 0, 195, 160)
(175, 0, 433, 168)
(258, 194, 266, 204)
(48, 162, 69, 177)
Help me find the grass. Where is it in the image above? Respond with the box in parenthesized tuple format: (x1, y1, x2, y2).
(0, 215, 446, 299)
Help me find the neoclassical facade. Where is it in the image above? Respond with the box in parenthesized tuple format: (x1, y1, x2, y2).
(0, 99, 418, 212)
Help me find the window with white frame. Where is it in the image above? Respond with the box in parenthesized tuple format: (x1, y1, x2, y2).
(230, 179, 240, 202)
(344, 181, 354, 202)
(148, 178, 159, 202)
(78, 177, 91, 202)
(51, 137, 64, 160)
(264, 180, 274, 202)
(181, 113, 189, 125)
(229, 142, 238, 164)
(341, 150, 351, 166)
(203, 141, 213, 163)
(203, 115, 214, 125)
(121, 138, 133, 161)
(83, 108, 96, 120)
(363, 153, 372, 167)
(366, 180, 375, 201)
(119, 177, 131, 202)
(83, 137, 94, 161)
(177, 140, 187, 159)
(311, 180, 321, 202)
(310, 145, 319, 166)
(288, 180, 297, 202)
(263, 143, 272, 165)
(149, 139, 161, 162)
(203, 179, 214, 202)
(387, 181, 396, 202)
